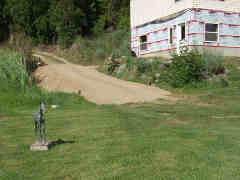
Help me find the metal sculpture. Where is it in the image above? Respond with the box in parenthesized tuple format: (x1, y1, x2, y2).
(34, 102, 47, 145)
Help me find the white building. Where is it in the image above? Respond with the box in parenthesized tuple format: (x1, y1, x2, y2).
(130, 0, 240, 57)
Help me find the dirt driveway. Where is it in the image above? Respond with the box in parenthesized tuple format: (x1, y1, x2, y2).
(34, 52, 173, 105)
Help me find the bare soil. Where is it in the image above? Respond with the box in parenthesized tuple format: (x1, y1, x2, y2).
(34, 52, 174, 105)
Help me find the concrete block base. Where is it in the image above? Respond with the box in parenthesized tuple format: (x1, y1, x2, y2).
(30, 142, 51, 151)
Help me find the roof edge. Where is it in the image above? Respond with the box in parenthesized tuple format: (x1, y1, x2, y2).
(136, 9, 192, 28)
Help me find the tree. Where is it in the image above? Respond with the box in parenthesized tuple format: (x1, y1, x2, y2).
(0, 0, 8, 26)
(93, 0, 130, 34)
(49, 0, 88, 46)
(3, 0, 131, 45)
(7, 0, 52, 43)
(0, 0, 10, 41)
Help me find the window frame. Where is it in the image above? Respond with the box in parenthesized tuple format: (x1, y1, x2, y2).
(180, 23, 186, 41)
(204, 23, 219, 42)
(169, 27, 174, 44)
(140, 35, 148, 51)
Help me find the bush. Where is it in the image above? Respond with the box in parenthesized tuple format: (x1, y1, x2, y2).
(103, 53, 122, 74)
(160, 49, 226, 88)
(167, 51, 205, 87)
(202, 51, 226, 75)
(105, 47, 227, 88)
(135, 58, 152, 74)
(126, 56, 135, 72)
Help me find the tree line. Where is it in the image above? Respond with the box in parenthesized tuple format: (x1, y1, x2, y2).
(0, 0, 130, 45)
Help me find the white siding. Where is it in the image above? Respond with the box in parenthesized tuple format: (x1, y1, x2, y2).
(130, 0, 194, 28)
(131, 0, 240, 28)
(197, 0, 240, 12)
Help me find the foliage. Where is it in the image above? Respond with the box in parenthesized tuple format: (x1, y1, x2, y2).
(0, 0, 8, 26)
(202, 50, 226, 76)
(126, 56, 135, 72)
(160, 50, 227, 88)
(56, 29, 131, 65)
(1, 0, 130, 45)
(49, 0, 87, 47)
(7, 0, 52, 43)
(103, 53, 122, 74)
(104, 55, 167, 85)
(135, 58, 153, 74)
(107, 49, 227, 88)
(0, 48, 86, 111)
(0, 49, 31, 90)
(163, 50, 206, 87)
(94, 0, 130, 32)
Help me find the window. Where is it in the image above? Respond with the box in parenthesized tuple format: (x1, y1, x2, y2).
(224, 12, 232, 17)
(169, 28, 173, 44)
(181, 24, 185, 40)
(205, 23, 218, 42)
(140, 35, 147, 50)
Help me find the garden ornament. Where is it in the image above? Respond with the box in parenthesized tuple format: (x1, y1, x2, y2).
(34, 102, 47, 145)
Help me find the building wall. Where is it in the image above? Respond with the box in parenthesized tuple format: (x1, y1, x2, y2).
(130, 0, 193, 28)
(130, 0, 240, 28)
(132, 9, 240, 57)
(189, 9, 240, 48)
(197, 0, 240, 12)
(131, 10, 194, 56)
(193, 46, 240, 57)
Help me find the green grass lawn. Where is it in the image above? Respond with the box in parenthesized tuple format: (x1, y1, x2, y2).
(1, 57, 240, 180)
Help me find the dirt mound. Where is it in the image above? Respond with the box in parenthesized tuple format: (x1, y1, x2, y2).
(34, 52, 173, 104)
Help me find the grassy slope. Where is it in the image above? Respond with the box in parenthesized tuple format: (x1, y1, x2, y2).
(1, 55, 240, 179)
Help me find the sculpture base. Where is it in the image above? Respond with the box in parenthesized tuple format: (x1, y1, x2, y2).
(30, 142, 51, 151)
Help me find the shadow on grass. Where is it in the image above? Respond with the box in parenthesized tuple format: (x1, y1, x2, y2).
(49, 138, 75, 149)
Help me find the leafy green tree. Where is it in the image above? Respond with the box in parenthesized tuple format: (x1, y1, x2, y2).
(93, 0, 130, 34)
(49, 0, 88, 46)
(0, 0, 7, 25)
(0, 0, 9, 41)
(7, 0, 52, 43)
(3, 0, 131, 44)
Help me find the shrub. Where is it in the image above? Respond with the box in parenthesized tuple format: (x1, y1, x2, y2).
(202, 50, 226, 75)
(135, 58, 152, 74)
(170, 51, 205, 87)
(95, 48, 106, 59)
(103, 53, 121, 74)
(126, 56, 135, 72)
(160, 49, 226, 88)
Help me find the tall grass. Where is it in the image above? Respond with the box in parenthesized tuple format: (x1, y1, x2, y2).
(0, 48, 87, 115)
(0, 49, 30, 90)
(55, 30, 131, 65)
